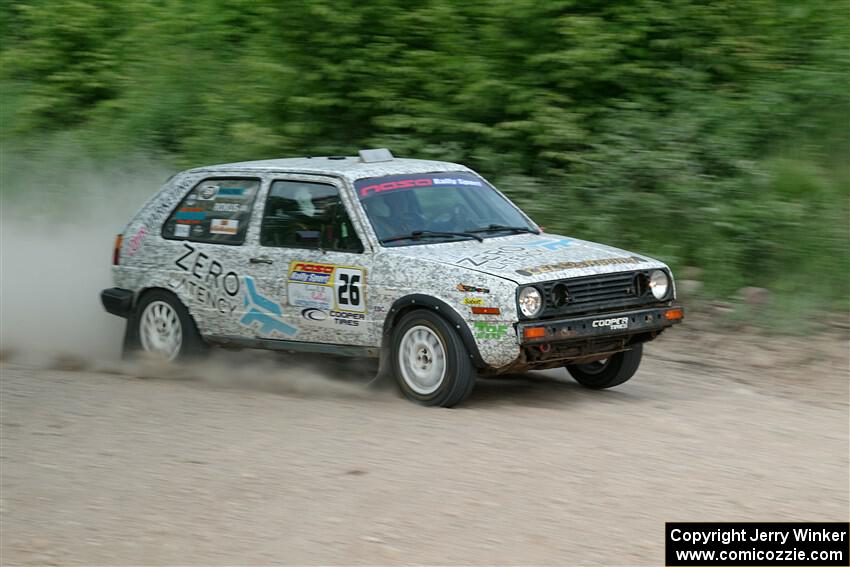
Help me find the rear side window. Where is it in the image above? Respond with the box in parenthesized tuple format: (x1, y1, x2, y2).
(162, 178, 260, 245)
(260, 180, 363, 252)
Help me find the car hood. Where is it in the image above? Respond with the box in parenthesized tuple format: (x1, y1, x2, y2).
(384, 232, 669, 284)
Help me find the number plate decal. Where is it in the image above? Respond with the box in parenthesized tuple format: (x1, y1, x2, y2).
(333, 267, 366, 313)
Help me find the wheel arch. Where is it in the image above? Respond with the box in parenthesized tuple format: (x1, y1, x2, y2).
(133, 286, 186, 310)
(381, 294, 487, 369)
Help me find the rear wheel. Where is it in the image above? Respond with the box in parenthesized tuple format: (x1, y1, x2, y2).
(566, 344, 643, 389)
(124, 290, 206, 361)
(391, 310, 476, 407)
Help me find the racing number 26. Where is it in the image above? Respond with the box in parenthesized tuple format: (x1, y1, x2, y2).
(336, 267, 365, 312)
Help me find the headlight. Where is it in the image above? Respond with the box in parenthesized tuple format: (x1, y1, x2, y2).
(518, 286, 543, 318)
(649, 270, 670, 300)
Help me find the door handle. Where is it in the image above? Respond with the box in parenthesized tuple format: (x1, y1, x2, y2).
(249, 257, 273, 264)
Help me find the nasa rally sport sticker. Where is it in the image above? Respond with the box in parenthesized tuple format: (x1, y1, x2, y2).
(287, 261, 367, 319)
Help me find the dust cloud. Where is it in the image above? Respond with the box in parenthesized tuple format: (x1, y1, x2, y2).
(98, 349, 383, 400)
(0, 150, 384, 397)
(1, 152, 167, 362)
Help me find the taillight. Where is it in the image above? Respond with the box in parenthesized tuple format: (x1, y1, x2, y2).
(113, 234, 123, 265)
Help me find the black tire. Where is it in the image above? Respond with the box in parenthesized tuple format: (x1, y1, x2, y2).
(566, 343, 643, 389)
(123, 290, 207, 361)
(391, 310, 476, 407)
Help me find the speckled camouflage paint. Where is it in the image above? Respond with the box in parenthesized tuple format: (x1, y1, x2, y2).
(111, 156, 675, 370)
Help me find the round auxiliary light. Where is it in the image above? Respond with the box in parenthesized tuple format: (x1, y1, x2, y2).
(518, 286, 543, 318)
(649, 270, 670, 300)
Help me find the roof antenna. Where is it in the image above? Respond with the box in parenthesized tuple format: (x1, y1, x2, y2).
(358, 148, 394, 163)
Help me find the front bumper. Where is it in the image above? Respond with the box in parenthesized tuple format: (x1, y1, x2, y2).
(100, 287, 134, 318)
(517, 305, 683, 344)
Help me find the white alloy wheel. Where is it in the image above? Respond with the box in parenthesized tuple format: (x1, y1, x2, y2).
(397, 325, 447, 395)
(139, 300, 183, 361)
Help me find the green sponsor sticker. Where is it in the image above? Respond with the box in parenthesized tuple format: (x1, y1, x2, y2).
(473, 322, 508, 340)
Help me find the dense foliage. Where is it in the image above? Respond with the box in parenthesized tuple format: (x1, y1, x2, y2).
(2, 0, 848, 311)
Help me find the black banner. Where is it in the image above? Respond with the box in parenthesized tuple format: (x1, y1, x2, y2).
(666, 522, 849, 566)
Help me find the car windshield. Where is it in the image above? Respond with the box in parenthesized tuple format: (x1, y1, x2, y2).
(354, 171, 537, 246)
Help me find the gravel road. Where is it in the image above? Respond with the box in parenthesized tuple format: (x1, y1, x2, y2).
(1, 321, 848, 566)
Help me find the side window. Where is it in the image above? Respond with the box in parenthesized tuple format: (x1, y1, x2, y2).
(162, 178, 260, 245)
(260, 180, 363, 252)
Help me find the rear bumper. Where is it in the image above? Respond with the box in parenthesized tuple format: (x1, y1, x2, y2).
(100, 288, 134, 318)
(518, 305, 683, 344)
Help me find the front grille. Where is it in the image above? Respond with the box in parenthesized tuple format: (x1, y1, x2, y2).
(535, 270, 664, 318)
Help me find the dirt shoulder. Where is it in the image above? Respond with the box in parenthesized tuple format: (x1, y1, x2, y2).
(1, 327, 847, 565)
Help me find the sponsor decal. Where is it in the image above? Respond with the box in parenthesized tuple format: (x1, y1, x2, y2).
(240, 276, 297, 337)
(455, 239, 572, 270)
(126, 227, 148, 256)
(451, 238, 571, 272)
(191, 225, 204, 236)
(170, 245, 298, 338)
(456, 284, 490, 294)
(289, 262, 334, 285)
(473, 322, 509, 340)
(516, 256, 648, 277)
(288, 283, 333, 310)
(301, 308, 365, 327)
(210, 218, 239, 235)
(301, 308, 328, 321)
(170, 243, 242, 316)
(521, 237, 572, 251)
(286, 262, 367, 314)
(218, 186, 246, 198)
(198, 184, 219, 200)
(185, 193, 198, 206)
(330, 310, 365, 327)
(592, 317, 628, 330)
(456, 245, 535, 270)
(212, 202, 246, 213)
(463, 297, 485, 306)
(431, 177, 482, 186)
(174, 224, 190, 238)
(175, 208, 205, 222)
(355, 172, 485, 199)
(360, 178, 432, 197)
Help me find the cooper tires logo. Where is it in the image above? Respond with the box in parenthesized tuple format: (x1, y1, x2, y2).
(592, 317, 628, 330)
(301, 308, 327, 321)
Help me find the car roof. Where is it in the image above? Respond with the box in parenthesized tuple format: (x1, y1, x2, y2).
(184, 155, 471, 183)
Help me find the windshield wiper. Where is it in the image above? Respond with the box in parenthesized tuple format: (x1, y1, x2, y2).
(381, 230, 484, 244)
(467, 224, 540, 235)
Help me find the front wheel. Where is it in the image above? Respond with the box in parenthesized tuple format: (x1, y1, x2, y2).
(124, 290, 206, 361)
(391, 310, 476, 407)
(566, 344, 643, 389)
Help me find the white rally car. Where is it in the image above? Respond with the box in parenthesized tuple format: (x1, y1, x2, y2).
(101, 149, 683, 406)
